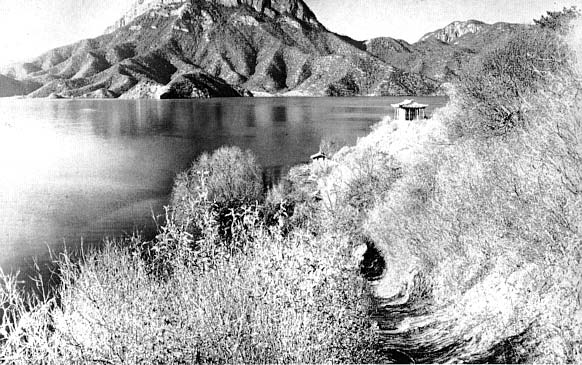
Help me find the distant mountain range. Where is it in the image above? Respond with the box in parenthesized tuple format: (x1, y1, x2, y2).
(0, 0, 526, 99)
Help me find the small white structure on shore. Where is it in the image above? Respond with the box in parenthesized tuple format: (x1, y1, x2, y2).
(310, 151, 327, 161)
(391, 99, 428, 121)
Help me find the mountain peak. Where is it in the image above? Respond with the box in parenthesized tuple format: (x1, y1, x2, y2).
(419, 20, 488, 43)
(209, 0, 320, 25)
(106, 0, 320, 34)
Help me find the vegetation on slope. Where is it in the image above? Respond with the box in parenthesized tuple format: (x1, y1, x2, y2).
(336, 8, 582, 362)
(0, 146, 381, 364)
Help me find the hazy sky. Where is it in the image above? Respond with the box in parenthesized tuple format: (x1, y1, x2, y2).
(0, 0, 577, 66)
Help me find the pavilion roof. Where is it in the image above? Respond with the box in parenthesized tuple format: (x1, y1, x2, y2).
(391, 99, 428, 109)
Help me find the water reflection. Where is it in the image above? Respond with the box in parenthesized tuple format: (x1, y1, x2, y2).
(0, 96, 448, 278)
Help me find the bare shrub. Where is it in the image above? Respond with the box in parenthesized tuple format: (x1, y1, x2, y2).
(171, 146, 264, 227)
(451, 28, 571, 138)
(364, 29, 582, 362)
(1, 141, 382, 363)
(0, 226, 379, 363)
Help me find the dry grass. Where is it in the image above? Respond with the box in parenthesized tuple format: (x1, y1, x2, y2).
(1, 233, 378, 364)
(0, 146, 380, 364)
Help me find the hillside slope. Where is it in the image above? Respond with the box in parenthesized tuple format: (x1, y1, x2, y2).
(365, 20, 526, 84)
(0, 74, 42, 97)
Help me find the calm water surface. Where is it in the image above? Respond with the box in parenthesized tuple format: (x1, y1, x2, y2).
(0, 97, 447, 277)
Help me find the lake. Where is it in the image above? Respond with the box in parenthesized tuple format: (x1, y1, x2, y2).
(0, 96, 447, 280)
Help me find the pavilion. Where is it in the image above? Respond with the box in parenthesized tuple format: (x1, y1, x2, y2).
(391, 99, 428, 121)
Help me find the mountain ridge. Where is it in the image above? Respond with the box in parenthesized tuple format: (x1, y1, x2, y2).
(0, 3, 524, 99)
(418, 19, 527, 50)
(419, 19, 488, 43)
(365, 19, 526, 84)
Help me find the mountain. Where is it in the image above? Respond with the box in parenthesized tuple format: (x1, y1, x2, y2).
(419, 20, 527, 50)
(0, 74, 42, 97)
(105, 0, 322, 34)
(365, 20, 526, 84)
(0, 3, 525, 99)
(420, 20, 488, 44)
(1, 0, 443, 98)
(364, 37, 472, 84)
